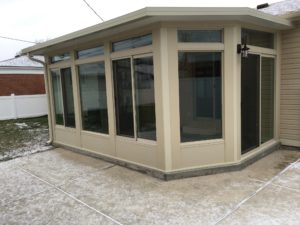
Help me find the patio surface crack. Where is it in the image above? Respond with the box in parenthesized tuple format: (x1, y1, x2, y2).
(19, 167, 124, 225)
(211, 158, 300, 225)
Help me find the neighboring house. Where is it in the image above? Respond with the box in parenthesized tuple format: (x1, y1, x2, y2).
(0, 55, 45, 96)
(21, 1, 300, 179)
(0, 56, 47, 120)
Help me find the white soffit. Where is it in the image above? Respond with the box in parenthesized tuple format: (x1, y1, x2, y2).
(21, 7, 292, 55)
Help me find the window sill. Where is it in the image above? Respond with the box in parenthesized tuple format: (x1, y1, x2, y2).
(180, 138, 224, 148)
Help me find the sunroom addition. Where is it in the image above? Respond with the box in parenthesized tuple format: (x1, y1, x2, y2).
(21, 7, 292, 179)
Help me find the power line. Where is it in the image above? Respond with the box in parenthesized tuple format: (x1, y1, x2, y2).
(0, 35, 37, 44)
(82, 0, 104, 22)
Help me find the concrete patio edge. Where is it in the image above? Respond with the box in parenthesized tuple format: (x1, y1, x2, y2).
(54, 142, 280, 181)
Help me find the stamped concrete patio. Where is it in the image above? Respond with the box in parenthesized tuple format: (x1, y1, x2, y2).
(0, 148, 299, 225)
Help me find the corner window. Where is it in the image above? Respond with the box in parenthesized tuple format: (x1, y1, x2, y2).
(51, 68, 76, 128)
(113, 56, 156, 141)
(112, 34, 152, 52)
(78, 62, 108, 134)
(241, 29, 274, 49)
(178, 30, 223, 43)
(178, 52, 222, 142)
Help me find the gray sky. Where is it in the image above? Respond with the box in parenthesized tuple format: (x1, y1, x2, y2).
(0, 0, 279, 61)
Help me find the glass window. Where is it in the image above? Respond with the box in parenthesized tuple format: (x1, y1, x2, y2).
(261, 57, 275, 143)
(178, 30, 222, 43)
(51, 70, 64, 125)
(134, 57, 156, 141)
(242, 29, 274, 49)
(61, 68, 76, 128)
(78, 62, 108, 133)
(113, 58, 134, 137)
(77, 46, 104, 59)
(51, 53, 70, 63)
(178, 52, 222, 142)
(112, 34, 152, 52)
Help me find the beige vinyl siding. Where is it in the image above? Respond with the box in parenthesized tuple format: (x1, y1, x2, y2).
(281, 20, 300, 147)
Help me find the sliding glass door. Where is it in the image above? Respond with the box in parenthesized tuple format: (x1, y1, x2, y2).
(113, 55, 156, 141)
(241, 54, 275, 154)
(241, 54, 260, 154)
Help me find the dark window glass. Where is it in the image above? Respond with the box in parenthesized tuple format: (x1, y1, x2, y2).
(134, 57, 156, 141)
(261, 57, 275, 143)
(178, 30, 222, 43)
(112, 34, 152, 52)
(242, 29, 274, 49)
(77, 46, 104, 59)
(51, 53, 70, 63)
(178, 52, 222, 142)
(113, 58, 134, 137)
(78, 63, 108, 133)
(51, 70, 64, 125)
(61, 68, 75, 128)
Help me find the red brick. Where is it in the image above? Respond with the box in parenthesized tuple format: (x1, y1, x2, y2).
(0, 74, 45, 96)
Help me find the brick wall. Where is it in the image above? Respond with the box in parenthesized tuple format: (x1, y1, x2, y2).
(0, 74, 45, 96)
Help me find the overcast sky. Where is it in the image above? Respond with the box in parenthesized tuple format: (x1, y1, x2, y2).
(0, 0, 280, 61)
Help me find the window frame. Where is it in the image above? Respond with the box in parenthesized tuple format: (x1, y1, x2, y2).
(178, 50, 224, 143)
(112, 53, 157, 143)
(259, 54, 276, 145)
(177, 29, 224, 43)
(49, 66, 76, 129)
(77, 61, 109, 134)
(176, 28, 225, 144)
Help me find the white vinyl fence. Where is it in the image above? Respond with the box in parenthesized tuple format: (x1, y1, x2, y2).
(0, 94, 48, 120)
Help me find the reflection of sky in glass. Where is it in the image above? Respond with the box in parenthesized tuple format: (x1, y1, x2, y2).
(112, 34, 152, 52)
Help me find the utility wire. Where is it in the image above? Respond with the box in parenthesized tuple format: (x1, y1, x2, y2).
(0, 35, 37, 44)
(82, 0, 104, 22)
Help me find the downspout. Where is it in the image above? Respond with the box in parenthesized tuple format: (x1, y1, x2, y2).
(27, 54, 53, 145)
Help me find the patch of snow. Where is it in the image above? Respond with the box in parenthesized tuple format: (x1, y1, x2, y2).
(15, 122, 28, 128)
(0, 130, 52, 161)
(259, 0, 300, 16)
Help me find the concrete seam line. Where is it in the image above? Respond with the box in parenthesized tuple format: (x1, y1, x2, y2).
(212, 158, 300, 225)
(269, 183, 300, 194)
(19, 167, 124, 225)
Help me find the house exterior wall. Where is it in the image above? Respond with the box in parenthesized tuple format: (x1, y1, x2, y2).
(280, 19, 300, 147)
(0, 74, 45, 96)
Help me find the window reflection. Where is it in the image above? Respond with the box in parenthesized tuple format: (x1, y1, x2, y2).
(113, 58, 134, 137)
(134, 57, 156, 141)
(178, 52, 222, 142)
(78, 62, 108, 133)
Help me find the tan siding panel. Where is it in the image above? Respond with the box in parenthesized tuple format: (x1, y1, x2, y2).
(281, 84, 300, 90)
(281, 109, 300, 115)
(280, 104, 300, 110)
(280, 123, 300, 130)
(281, 114, 300, 120)
(280, 133, 300, 140)
(281, 73, 300, 80)
(281, 63, 300, 70)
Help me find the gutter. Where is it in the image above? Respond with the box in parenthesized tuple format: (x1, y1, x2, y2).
(27, 54, 53, 145)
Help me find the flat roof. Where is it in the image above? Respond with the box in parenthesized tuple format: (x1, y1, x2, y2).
(22, 7, 292, 55)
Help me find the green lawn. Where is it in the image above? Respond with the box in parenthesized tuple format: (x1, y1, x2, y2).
(0, 116, 50, 160)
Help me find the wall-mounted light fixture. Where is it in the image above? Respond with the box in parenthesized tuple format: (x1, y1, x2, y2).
(237, 42, 250, 58)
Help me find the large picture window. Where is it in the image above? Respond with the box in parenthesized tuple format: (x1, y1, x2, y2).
(51, 68, 75, 128)
(178, 52, 222, 142)
(78, 62, 108, 134)
(113, 56, 156, 141)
